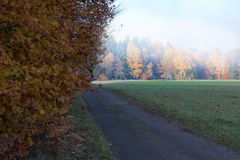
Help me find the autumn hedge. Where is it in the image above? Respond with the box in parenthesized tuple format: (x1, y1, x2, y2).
(0, 0, 115, 159)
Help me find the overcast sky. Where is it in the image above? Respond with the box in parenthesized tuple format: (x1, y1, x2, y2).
(110, 0, 240, 51)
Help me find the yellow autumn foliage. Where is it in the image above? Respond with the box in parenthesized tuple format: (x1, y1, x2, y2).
(0, 0, 115, 159)
(126, 43, 143, 79)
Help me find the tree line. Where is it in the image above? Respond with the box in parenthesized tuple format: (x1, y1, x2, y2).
(95, 37, 240, 80)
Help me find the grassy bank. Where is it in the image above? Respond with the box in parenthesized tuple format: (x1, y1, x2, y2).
(26, 93, 112, 160)
(103, 80, 240, 151)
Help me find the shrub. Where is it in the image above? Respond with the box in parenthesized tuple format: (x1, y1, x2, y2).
(0, 0, 115, 159)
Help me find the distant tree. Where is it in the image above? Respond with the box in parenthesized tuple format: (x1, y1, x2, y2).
(103, 37, 240, 80)
(112, 56, 125, 79)
(173, 50, 194, 80)
(126, 43, 143, 79)
(93, 52, 115, 80)
(93, 64, 103, 80)
(122, 55, 132, 79)
(98, 74, 109, 81)
(222, 54, 230, 79)
(100, 52, 115, 78)
(160, 43, 176, 79)
(105, 37, 118, 54)
(190, 51, 208, 79)
(194, 65, 207, 79)
(227, 49, 240, 79)
(141, 63, 153, 80)
(151, 43, 163, 79)
(116, 37, 129, 57)
(206, 50, 228, 79)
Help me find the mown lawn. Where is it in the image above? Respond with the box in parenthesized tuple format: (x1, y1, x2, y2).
(103, 80, 240, 151)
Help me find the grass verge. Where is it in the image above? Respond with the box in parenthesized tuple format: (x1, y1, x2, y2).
(26, 93, 112, 160)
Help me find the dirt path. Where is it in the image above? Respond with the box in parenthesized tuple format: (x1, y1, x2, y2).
(82, 90, 239, 160)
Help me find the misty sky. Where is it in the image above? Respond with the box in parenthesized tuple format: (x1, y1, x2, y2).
(111, 0, 240, 51)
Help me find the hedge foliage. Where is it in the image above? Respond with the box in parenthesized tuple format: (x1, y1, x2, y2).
(0, 0, 115, 159)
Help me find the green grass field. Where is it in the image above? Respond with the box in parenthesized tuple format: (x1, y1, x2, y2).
(103, 80, 240, 151)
